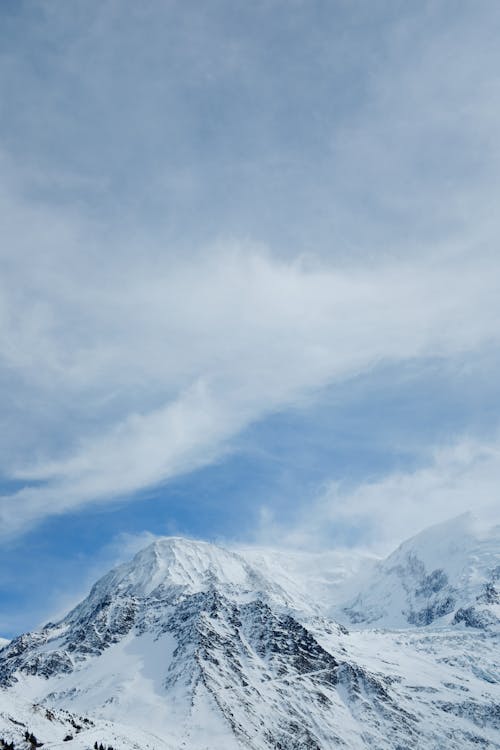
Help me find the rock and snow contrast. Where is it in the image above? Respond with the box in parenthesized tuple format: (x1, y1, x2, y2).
(340, 513, 500, 630)
(0, 517, 499, 749)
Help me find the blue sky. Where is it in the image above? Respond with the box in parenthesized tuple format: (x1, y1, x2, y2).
(1, 0, 500, 637)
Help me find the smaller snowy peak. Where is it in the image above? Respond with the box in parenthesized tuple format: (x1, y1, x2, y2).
(0, 638, 9, 650)
(338, 514, 500, 629)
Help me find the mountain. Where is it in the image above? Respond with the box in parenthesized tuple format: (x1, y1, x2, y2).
(0, 523, 499, 749)
(339, 514, 500, 629)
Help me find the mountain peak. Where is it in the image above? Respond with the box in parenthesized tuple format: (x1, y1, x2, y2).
(87, 536, 256, 601)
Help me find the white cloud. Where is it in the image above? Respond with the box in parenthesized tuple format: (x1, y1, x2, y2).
(256, 437, 500, 554)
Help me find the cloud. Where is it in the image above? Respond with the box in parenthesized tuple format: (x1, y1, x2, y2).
(0, 200, 499, 537)
(2, 2, 500, 255)
(255, 436, 500, 554)
(1, 1, 500, 539)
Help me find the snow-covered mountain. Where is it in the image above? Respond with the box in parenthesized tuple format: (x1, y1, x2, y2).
(339, 513, 500, 629)
(0, 520, 499, 749)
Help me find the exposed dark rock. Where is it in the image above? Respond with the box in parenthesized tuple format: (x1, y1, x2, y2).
(452, 607, 498, 629)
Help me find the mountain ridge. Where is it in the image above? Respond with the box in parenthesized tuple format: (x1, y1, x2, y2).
(1, 516, 499, 749)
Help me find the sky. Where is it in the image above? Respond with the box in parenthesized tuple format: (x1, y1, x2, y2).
(1, 0, 500, 637)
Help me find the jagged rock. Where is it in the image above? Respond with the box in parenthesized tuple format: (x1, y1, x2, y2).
(452, 606, 499, 629)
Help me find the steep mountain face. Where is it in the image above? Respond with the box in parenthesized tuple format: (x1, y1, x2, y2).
(0, 524, 499, 750)
(0, 540, 390, 749)
(339, 514, 500, 630)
